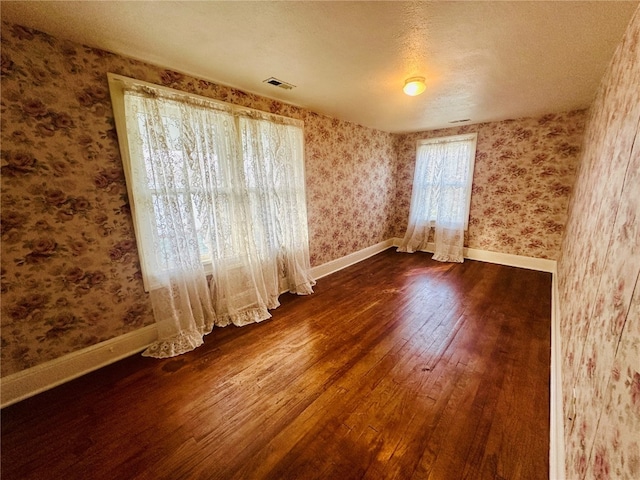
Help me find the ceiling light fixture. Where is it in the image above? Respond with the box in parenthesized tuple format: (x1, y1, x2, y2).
(403, 76, 426, 96)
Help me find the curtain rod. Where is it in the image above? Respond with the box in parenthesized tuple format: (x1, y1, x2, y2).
(107, 73, 303, 128)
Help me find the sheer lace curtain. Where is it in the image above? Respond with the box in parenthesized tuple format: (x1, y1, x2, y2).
(113, 77, 314, 358)
(239, 115, 315, 300)
(398, 134, 477, 263)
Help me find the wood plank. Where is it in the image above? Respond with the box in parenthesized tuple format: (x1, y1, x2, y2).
(0, 250, 551, 480)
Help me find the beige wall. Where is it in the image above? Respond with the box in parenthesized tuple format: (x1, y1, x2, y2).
(558, 7, 640, 480)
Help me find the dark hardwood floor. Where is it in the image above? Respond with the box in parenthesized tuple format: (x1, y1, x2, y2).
(1, 250, 552, 480)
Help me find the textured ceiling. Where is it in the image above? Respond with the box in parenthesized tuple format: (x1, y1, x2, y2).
(1, 1, 638, 133)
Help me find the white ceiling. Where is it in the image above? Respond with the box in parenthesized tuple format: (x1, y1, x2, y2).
(2, 1, 638, 133)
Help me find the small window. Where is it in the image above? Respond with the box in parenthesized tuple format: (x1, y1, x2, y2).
(412, 133, 477, 229)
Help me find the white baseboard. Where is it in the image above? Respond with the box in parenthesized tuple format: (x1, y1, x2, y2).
(310, 238, 396, 280)
(392, 238, 556, 273)
(464, 247, 556, 273)
(549, 264, 565, 480)
(1, 325, 157, 408)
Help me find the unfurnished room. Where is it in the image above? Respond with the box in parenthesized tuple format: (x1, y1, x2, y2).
(1, 2, 639, 479)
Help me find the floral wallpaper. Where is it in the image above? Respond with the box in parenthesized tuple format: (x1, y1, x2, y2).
(0, 22, 396, 376)
(558, 6, 640, 480)
(304, 114, 396, 264)
(1, 19, 593, 381)
(393, 110, 587, 260)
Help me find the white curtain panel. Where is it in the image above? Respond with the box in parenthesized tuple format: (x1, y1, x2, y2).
(121, 85, 314, 358)
(239, 115, 315, 299)
(398, 135, 476, 263)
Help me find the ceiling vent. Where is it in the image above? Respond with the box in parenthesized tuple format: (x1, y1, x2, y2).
(449, 119, 471, 124)
(263, 77, 296, 90)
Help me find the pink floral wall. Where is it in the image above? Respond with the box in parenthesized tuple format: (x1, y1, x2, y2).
(558, 7, 640, 480)
(304, 114, 396, 262)
(0, 22, 396, 376)
(0, 19, 594, 381)
(394, 111, 587, 260)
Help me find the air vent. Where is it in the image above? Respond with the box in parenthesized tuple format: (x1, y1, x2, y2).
(449, 119, 471, 124)
(263, 77, 296, 90)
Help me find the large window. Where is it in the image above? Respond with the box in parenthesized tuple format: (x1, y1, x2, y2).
(108, 73, 314, 358)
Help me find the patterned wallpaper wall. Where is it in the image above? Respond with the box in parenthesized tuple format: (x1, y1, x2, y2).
(0, 23, 396, 376)
(1, 20, 591, 380)
(393, 111, 586, 260)
(558, 8, 640, 480)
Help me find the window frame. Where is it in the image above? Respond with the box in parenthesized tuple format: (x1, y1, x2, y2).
(107, 73, 306, 292)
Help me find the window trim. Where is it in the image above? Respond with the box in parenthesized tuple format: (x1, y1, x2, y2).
(108, 74, 155, 291)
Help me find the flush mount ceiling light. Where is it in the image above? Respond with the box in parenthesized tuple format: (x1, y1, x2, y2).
(403, 77, 426, 96)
